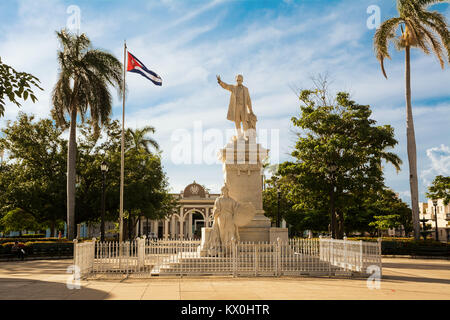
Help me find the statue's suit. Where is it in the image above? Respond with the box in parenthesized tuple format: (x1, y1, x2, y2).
(219, 81, 252, 124)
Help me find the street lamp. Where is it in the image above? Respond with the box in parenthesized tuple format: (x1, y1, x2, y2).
(432, 199, 439, 241)
(101, 161, 109, 242)
(328, 164, 338, 239)
(277, 186, 281, 228)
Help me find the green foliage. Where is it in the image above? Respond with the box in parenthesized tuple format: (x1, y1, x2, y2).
(51, 29, 123, 136)
(374, 0, 450, 78)
(0, 113, 67, 235)
(0, 112, 174, 239)
(346, 188, 412, 235)
(0, 209, 41, 234)
(263, 178, 328, 236)
(369, 215, 402, 231)
(426, 175, 450, 205)
(274, 81, 402, 238)
(0, 58, 43, 117)
(0, 241, 73, 257)
(126, 126, 160, 154)
(0, 237, 67, 244)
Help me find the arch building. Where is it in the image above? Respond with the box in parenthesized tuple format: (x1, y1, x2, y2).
(141, 181, 219, 239)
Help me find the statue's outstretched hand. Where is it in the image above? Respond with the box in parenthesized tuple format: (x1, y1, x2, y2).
(216, 75, 221, 84)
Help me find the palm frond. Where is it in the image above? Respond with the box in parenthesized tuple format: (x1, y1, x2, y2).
(419, 10, 450, 64)
(419, 24, 446, 67)
(52, 29, 123, 135)
(416, 0, 450, 9)
(374, 17, 403, 78)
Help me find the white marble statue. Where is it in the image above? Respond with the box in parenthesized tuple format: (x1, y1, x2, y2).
(210, 184, 240, 245)
(217, 74, 257, 141)
(204, 184, 256, 254)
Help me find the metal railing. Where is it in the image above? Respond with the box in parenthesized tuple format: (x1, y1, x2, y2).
(319, 237, 382, 275)
(73, 237, 382, 279)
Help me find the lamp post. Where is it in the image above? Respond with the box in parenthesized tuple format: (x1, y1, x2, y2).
(277, 186, 281, 228)
(328, 164, 337, 239)
(432, 199, 439, 241)
(100, 161, 109, 242)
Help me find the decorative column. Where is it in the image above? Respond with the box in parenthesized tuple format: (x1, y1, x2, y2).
(170, 217, 175, 239)
(164, 219, 169, 239)
(153, 220, 158, 237)
(188, 212, 193, 238)
(179, 219, 184, 239)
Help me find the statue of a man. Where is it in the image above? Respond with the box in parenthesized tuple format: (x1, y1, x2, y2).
(217, 74, 257, 141)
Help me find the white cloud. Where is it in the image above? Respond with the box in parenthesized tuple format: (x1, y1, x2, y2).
(421, 144, 450, 187)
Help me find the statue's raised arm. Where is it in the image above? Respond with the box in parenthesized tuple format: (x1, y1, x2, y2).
(217, 75, 233, 92)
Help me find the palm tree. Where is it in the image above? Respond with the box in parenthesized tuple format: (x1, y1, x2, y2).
(374, 0, 450, 240)
(52, 29, 123, 240)
(126, 126, 160, 154)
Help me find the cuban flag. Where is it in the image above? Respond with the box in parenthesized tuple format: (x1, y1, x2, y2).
(127, 52, 162, 86)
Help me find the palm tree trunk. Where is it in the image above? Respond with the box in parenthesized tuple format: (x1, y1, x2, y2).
(67, 105, 78, 240)
(405, 46, 420, 240)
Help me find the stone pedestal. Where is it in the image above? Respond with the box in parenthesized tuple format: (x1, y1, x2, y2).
(219, 138, 288, 242)
(198, 227, 212, 257)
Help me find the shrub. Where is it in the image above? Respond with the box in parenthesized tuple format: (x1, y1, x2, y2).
(0, 237, 68, 245)
(0, 241, 73, 257)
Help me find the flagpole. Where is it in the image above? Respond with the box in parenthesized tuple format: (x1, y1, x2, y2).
(120, 40, 127, 243)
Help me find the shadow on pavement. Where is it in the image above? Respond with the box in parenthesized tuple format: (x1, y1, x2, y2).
(0, 260, 73, 274)
(382, 275, 450, 285)
(382, 262, 450, 271)
(0, 277, 110, 300)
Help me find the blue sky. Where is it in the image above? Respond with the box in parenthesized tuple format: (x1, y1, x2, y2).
(0, 0, 449, 203)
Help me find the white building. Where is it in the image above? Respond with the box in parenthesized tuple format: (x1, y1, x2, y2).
(419, 199, 450, 242)
(76, 181, 218, 240)
(140, 181, 219, 239)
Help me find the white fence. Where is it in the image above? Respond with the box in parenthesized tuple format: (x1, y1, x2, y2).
(73, 239, 95, 278)
(73, 237, 382, 279)
(319, 237, 382, 275)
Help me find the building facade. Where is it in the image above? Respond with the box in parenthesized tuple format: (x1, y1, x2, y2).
(140, 181, 220, 239)
(419, 199, 450, 242)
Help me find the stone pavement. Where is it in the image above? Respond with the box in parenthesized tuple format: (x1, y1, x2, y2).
(0, 258, 449, 300)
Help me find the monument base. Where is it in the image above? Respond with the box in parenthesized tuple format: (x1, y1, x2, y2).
(238, 224, 288, 243)
(199, 223, 288, 248)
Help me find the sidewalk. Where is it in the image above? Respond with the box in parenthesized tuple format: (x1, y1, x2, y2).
(0, 258, 449, 300)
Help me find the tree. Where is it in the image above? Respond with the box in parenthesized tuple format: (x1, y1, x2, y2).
(374, 0, 450, 240)
(76, 119, 176, 240)
(358, 188, 412, 236)
(126, 126, 160, 154)
(0, 209, 41, 235)
(51, 29, 123, 240)
(278, 83, 402, 239)
(0, 112, 173, 239)
(426, 175, 450, 204)
(0, 58, 43, 117)
(263, 176, 329, 237)
(0, 113, 67, 236)
(369, 215, 402, 236)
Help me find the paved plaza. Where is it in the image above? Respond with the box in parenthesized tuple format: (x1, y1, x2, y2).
(0, 258, 449, 300)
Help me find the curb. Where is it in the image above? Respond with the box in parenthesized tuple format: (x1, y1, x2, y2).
(0, 256, 73, 262)
(382, 255, 450, 260)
